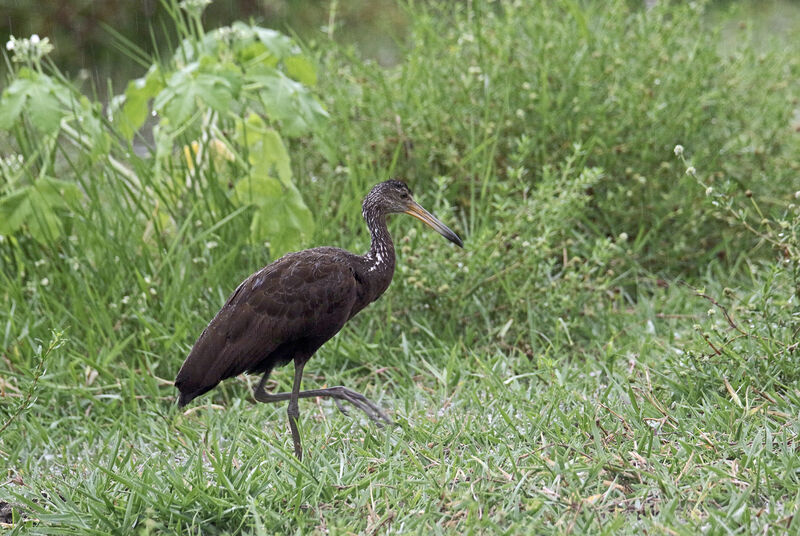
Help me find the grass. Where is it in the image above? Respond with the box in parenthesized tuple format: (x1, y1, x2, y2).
(2, 0, 800, 533)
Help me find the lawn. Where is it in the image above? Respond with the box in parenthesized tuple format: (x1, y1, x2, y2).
(2, 0, 800, 534)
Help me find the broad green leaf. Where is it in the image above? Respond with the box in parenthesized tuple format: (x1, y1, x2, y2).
(249, 25, 294, 59)
(27, 202, 62, 244)
(72, 96, 111, 161)
(0, 178, 81, 243)
(237, 41, 280, 69)
(194, 73, 235, 111)
(120, 64, 164, 141)
(180, 23, 292, 69)
(0, 72, 63, 133)
(155, 63, 236, 125)
(28, 177, 81, 243)
(33, 177, 83, 206)
(286, 89, 328, 137)
(207, 60, 244, 97)
(0, 186, 33, 235)
(235, 115, 292, 185)
(238, 108, 268, 134)
(280, 183, 314, 235)
(248, 69, 328, 137)
(255, 129, 292, 186)
(267, 183, 314, 257)
(232, 170, 313, 256)
(153, 66, 195, 125)
(241, 126, 292, 187)
(247, 181, 314, 257)
(233, 174, 282, 208)
(231, 114, 314, 254)
(284, 55, 317, 87)
(26, 81, 63, 134)
(0, 78, 35, 129)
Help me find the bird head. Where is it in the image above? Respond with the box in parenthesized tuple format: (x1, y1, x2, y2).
(365, 180, 463, 247)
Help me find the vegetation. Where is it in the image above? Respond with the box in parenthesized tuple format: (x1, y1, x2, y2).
(1, 0, 799, 533)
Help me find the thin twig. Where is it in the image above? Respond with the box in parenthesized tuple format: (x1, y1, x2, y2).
(679, 281, 746, 335)
(0, 332, 64, 436)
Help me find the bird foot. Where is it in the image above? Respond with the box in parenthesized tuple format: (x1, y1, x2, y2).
(327, 386, 393, 426)
(333, 397, 350, 416)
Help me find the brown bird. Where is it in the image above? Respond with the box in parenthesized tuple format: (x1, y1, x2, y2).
(175, 180, 463, 459)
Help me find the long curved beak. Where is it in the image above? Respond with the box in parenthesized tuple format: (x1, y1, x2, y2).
(404, 201, 464, 248)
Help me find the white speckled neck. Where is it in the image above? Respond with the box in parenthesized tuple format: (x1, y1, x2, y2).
(362, 193, 396, 275)
(367, 244, 388, 272)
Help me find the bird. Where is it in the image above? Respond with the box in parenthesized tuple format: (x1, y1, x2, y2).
(175, 180, 463, 459)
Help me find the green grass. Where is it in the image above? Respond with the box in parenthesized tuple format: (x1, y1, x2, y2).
(2, 0, 800, 533)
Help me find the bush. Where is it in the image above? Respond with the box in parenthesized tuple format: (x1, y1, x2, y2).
(304, 0, 800, 273)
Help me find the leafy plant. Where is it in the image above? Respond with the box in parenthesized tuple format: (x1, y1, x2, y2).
(0, 1, 326, 256)
(111, 10, 326, 255)
(0, 176, 82, 244)
(0, 330, 64, 436)
(0, 36, 94, 244)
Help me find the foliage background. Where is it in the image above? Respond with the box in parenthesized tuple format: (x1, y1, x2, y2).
(1, 0, 800, 533)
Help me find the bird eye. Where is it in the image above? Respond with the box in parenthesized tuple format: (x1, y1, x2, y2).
(400, 192, 409, 199)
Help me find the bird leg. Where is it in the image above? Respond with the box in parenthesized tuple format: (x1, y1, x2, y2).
(287, 359, 305, 460)
(253, 374, 393, 428)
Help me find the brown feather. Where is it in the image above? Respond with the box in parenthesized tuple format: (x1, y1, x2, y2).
(175, 248, 362, 406)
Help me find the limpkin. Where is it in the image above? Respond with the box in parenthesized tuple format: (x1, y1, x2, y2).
(175, 180, 463, 459)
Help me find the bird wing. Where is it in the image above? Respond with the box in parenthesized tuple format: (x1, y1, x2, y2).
(175, 249, 359, 405)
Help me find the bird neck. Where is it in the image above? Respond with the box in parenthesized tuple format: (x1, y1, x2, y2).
(362, 208, 396, 274)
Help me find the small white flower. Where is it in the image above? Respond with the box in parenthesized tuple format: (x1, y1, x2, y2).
(144, 276, 152, 285)
(179, 0, 212, 14)
(795, 191, 800, 199)
(205, 240, 218, 249)
(121, 295, 131, 305)
(8, 34, 53, 63)
(707, 308, 715, 316)
(619, 232, 629, 241)
(705, 186, 713, 196)
(674, 144, 684, 156)
(40, 277, 50, 286)
(459, 33, 475, 44)
(686, 166, 696, 175)
(149, 288, 157, 296)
